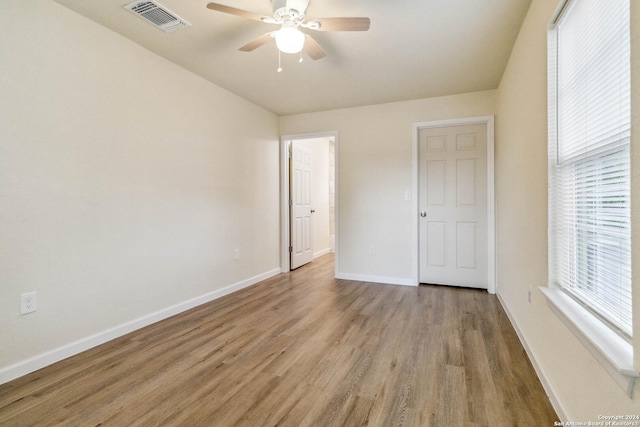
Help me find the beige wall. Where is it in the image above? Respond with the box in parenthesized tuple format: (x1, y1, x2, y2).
(0, 0, 280, 377)
(496, 0, 640, 419)
(280, 92, 498, 283)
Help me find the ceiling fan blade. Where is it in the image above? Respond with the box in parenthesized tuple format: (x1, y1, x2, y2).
(303, 35, 326, 60)
(206, 3, 266, 21)
(239, 33, 274, 52)
(310, 17, 370, 31)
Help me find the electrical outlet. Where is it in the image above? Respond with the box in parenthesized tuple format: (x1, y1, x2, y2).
(234, 248, 241, 260)
(20, 291, 37, 315)
(368, 245, 376, 255)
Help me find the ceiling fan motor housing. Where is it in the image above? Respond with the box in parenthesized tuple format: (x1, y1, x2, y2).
(272, 0, 309, 16)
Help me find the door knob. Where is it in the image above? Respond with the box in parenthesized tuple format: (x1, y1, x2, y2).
(420, 211, 427, 217)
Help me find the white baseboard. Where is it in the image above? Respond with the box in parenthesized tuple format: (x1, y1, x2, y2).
(0, 268, 281, 385)
(497, 293, 568, 422)
(313, 248, 332, 259)
(336, 272, 417, 287)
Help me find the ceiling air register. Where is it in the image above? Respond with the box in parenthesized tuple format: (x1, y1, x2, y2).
(125, 0, 191, 33)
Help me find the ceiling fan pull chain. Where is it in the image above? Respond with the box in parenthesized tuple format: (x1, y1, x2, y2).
(299, 51, 304, 63)
(277, 50, 283, 73)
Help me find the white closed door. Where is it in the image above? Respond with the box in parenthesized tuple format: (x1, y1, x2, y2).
(290, 143, 314, 269)
(419, 123, 487, 289)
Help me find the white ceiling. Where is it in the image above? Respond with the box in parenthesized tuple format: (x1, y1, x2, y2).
(52, 0, 531, 116)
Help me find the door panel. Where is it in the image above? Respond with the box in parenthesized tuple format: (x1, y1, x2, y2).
(427, 160, 446, 205)
(419, 123, 487, 289)
(456, 222, 477, 269)
(456, 159, 476, 205)
(291, 143, 313, 269)
(427, 222, 446, 267)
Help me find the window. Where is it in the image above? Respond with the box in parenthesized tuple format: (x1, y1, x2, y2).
(548, 0, 631, 337)
(546, 0, 637, 396)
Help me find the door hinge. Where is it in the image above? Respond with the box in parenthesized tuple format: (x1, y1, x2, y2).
(289, 246, 293, 253)
(288, 199, 292, 206)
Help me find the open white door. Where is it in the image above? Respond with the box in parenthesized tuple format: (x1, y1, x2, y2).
(419, 123, 488, 289)
(290, 142, 314, 269)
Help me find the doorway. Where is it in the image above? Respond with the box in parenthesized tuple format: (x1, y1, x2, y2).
(413, 117, 495, 293)
(281, 132, 338, 273)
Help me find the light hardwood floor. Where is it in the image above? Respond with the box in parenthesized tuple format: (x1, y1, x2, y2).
(0, 254, 557, 426)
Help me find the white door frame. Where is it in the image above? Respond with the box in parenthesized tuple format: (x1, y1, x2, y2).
(412, 116, 495, 294)
(280, 131, 339, 274)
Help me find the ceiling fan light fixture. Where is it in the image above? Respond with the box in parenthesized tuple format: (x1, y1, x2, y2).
(275, 26, 305, 54)
(206, 1, 370, 62)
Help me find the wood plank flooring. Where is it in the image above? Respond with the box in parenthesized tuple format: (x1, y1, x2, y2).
(0, 254, 557, 426)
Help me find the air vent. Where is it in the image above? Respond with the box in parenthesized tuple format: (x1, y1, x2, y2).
(125, 1, 191, 33)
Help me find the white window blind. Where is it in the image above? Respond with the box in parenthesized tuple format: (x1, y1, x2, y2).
(549, 0, 631, 337)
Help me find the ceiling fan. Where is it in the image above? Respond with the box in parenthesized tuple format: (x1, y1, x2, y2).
(206, 0, 370, 62)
